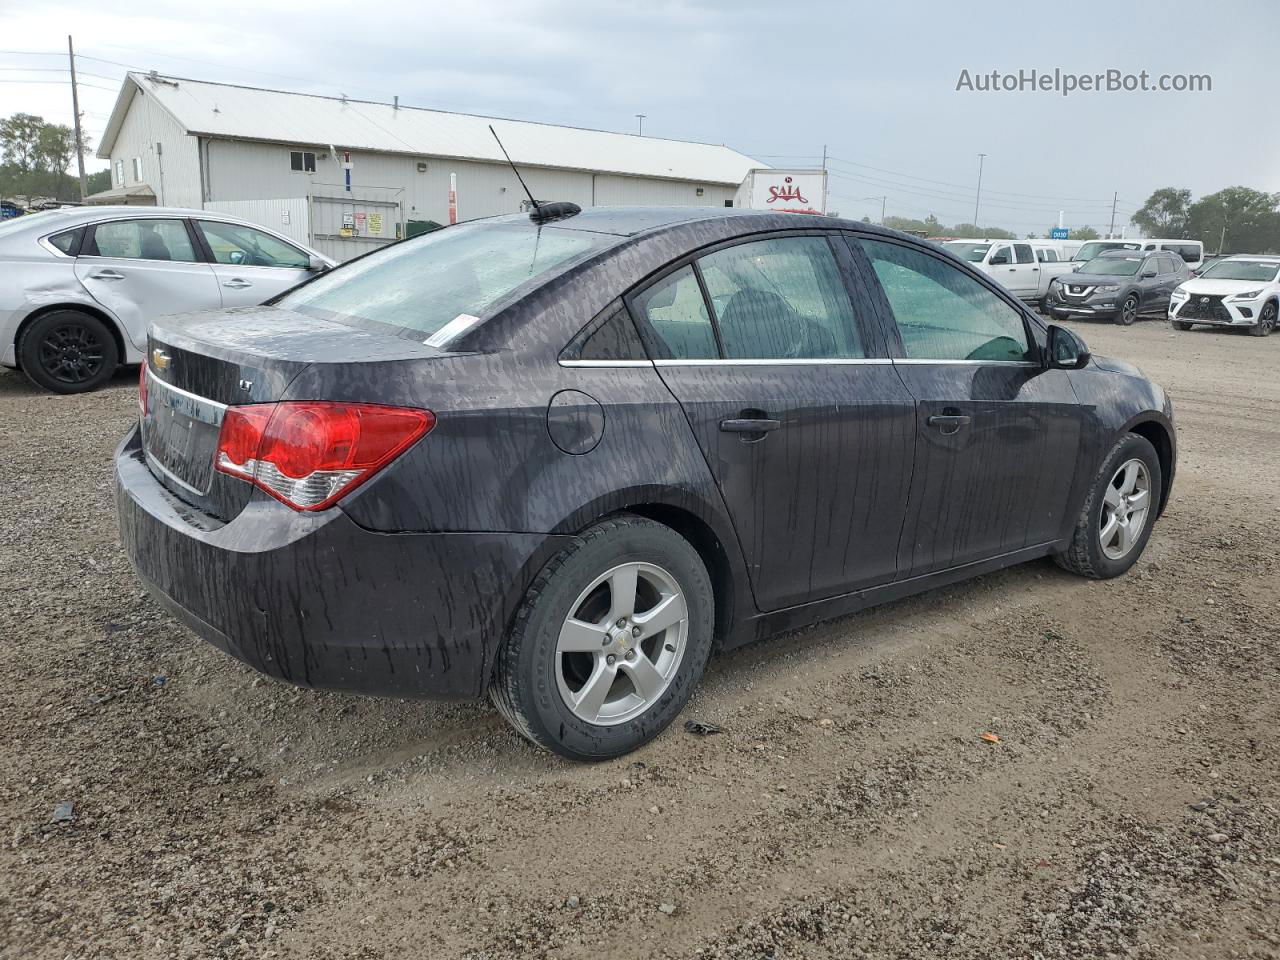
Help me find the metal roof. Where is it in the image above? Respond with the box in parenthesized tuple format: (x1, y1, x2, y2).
(99, 73, 764, 185)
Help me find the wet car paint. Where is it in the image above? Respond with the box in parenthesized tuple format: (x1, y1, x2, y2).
(115, 208, 1176, 700)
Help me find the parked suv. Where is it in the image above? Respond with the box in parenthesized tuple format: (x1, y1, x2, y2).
(116, 207, 1175, 760)
(1170, 255, 1280, 336)
(0, 206, 334, 393)
(1046, 249, 1191, 324)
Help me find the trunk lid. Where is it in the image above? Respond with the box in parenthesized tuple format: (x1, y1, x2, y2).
(142, 305, 448, 519)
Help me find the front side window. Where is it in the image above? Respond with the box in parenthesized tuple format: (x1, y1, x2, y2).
(989, 245, 1012, 265)
(279, 221, 611, 342)
(197, 220, 308, 269)
(859, 238, 1032, 363)
(90, 219, 197, 262)
(632, 265, 717, 360)
(697, 236, 864, 360)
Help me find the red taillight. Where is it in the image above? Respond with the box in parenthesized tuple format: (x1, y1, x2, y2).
(215, 402, 434, 511)
(138, 364, 148, 416)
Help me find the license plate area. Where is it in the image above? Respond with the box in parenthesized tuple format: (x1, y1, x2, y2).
(142, 371, 226, 496)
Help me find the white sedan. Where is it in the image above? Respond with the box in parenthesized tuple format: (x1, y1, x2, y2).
(0, 206, 334, 393)
(1170, 255, 1280, 337)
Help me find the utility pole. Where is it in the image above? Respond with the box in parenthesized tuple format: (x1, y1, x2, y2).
(879, 195, 886, 225)
(68, 35, 88, 201)
(1108, 191, 1117, 238)
(821, 144, 827, 214)
(973, 153, 986, 229)
(635, 114, 646, 136)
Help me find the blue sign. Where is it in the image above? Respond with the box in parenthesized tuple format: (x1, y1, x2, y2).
(1050, 227, 1069, 240)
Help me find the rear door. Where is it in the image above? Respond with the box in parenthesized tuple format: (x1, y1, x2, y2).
(852, 234, 1083, 576)
(193, 219, 314, 307)
(75, 218, 221, 350)
(1010, 243, 1040, 298)
(628, 232, 917, 611)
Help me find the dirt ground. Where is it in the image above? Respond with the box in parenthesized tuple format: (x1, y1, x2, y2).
(2, 318, 1277, 960)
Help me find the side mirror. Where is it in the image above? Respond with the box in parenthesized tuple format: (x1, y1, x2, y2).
(307, 254, 330, 272)
(1141, 270, 1157, 279)
(1046, 324, 1091, 370)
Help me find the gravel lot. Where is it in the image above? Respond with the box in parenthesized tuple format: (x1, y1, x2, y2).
(2, 318, 1277, 960)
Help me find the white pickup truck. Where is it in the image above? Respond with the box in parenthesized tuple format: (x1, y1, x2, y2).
(942, 239, 1079, 308)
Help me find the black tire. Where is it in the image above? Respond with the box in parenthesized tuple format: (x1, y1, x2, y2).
(1248, 300, 1276, 337)
(490, 516, 714, 761)
(1054, 432, 1162, 580)
(1115, 295, 1139, 326)
(17, 310, 119, 394)
(1172, 320, 1193, 331)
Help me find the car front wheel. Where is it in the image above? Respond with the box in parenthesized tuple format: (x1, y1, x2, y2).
(1116, 295, 1139, 326)
(1249, 300, 1276, 337)
(18, 310, 120, 394)
(1172, 320, 1193, 331)
(490, 516, 714, 760)
(1054, 432, 1162, 579)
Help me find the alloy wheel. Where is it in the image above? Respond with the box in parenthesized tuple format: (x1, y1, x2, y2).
(1099, 458, 1152, 560)
(37, 322, 106, 385)
(1121, 297, 1138, 325)
(554, 562, 689, 726)
(1262, 303, 1277, 334)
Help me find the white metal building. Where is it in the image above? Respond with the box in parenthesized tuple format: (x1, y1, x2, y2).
(94, 72, 763, 260)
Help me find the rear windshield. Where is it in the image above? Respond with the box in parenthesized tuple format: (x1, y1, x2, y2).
(1077, 256, 1142, 276)
(943, 242, 990, 262)
(1200, 260, 1280, 282)
(279, 221, 613, 343)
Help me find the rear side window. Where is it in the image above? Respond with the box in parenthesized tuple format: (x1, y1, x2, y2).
(697, 236, 864, 360)
(1014, 244, 1035, 264)
(1036, 248, 1058, 263)
(48, 227, 83, 255)
(280, 221, 611, 342)
(562, 301, 648, 362)
(1169, 243, 1200, 263)
(89, 219, 198, 262)
(632, 265, 717, 360)
(859, 238, 1032, 363)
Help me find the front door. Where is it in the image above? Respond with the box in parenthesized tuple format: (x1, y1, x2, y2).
(75, 218, 221, 350)
(854, 235, 1083, 577)
(628, 234, 917, 611)
(193, 219, 315, 307)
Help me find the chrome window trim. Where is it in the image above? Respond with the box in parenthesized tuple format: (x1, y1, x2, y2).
(653, 357, 893, 367)
(37, 234, 77, 259)
(893, 358, 1040, 367)
(558, 359, 654, 368)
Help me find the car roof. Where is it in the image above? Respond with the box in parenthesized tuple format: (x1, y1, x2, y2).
(1220, 254, 1280, 263)
(482, 205, 874, 239)
(1098, 249, 1147, 258)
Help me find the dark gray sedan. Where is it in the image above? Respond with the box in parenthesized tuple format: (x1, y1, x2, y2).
(1046, 250, 1191, 325)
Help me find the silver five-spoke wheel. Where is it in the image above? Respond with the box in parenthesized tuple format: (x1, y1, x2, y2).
(555, 561, 689, 726)
(1099, 458, 1152, 560)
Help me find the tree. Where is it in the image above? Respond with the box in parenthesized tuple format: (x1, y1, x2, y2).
(86, 169, 111, 193)
(36, 123, 75, 176)
(1072, 226, 1100, 241)
(1131, 188, 1192, 237)
(0, 113, 45, 171)
(1186, 186, 1280, 254)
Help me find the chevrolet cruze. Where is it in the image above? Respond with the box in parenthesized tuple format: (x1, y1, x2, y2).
(115, 206, 1176, 760)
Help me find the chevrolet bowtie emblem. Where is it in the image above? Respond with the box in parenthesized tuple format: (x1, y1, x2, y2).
(151, 348, 171, 371)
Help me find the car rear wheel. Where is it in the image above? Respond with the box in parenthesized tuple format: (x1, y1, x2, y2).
(490, 516, 714, 760)
(1054, 432, 1162, 579)
(18, 310, 119, 394)
(1116, 295, 1139, 326)
(1249, 301, 1276, 337)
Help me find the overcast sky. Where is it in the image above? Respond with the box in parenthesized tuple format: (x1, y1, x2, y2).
(2, 0, 1275, 233)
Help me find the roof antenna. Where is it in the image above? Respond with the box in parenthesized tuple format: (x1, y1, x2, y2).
(489, 124, 538, 213)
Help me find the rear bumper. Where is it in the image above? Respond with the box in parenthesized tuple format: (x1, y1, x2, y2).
(114, 425, 571, 699)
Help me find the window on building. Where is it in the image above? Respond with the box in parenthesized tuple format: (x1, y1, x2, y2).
(89, 219, 198, 262)
(290, 151, 317, 173)
(114, 159, 124, 187)
(131, 157, 143, 182)
(859, 238, 1032, 363)
(196, 220, 310, 269)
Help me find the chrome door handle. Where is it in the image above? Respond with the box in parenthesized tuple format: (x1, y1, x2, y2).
(222, 279, 253, 289)
(90, 270, 125, 281)
(927, 413, 972, 435)
(720, 417, 781, 434)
